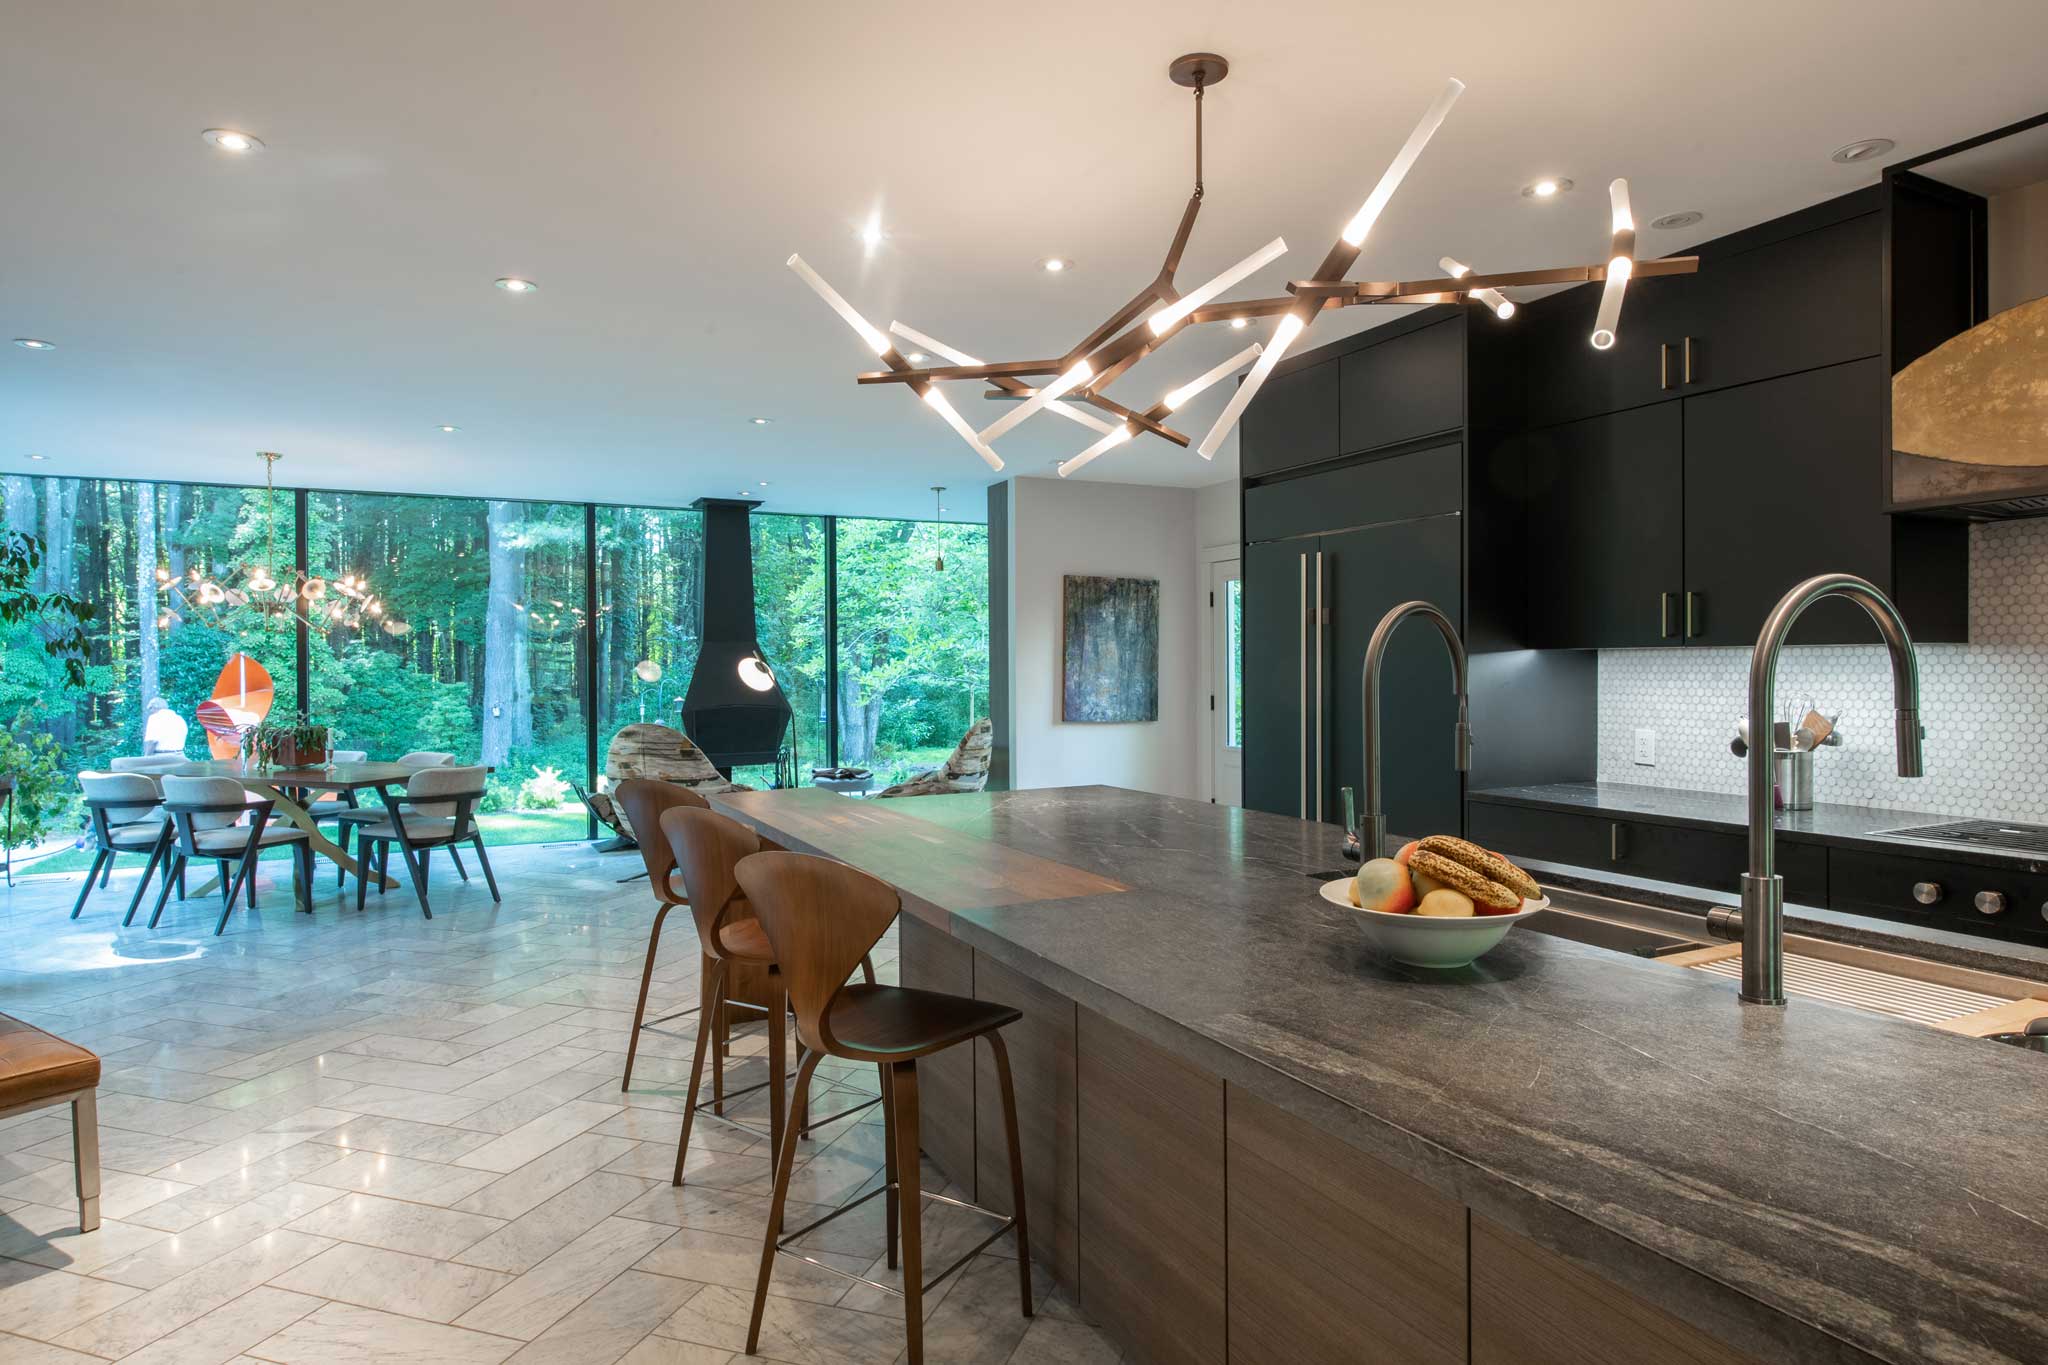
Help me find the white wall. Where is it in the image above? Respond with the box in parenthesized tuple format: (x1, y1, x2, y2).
(1005, 477, 1202, 798)
(1195, 480, 1239, 552)
(1988, 177, 2048, 314)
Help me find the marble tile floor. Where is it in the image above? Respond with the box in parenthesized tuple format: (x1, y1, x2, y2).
(0, 841, 1124, 1364)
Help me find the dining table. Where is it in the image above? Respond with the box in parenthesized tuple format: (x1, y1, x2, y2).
(160, 759, 492, 895)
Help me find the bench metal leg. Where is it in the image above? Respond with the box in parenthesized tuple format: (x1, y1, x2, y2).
(72, 1091, 100, 1233)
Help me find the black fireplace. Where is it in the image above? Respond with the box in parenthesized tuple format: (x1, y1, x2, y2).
(679, 497, 793, 774)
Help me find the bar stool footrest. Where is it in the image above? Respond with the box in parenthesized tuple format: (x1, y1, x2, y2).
(772, 1181, 1017, 1298)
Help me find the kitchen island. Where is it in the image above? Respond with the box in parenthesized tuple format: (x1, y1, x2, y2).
(713, 784, 2048, 1365)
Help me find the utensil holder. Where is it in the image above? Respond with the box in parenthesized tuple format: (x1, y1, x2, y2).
(1774, 748, 1815, 811)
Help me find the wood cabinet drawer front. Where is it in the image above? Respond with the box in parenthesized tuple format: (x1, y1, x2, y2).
(1829, 848, 2048, 944)
(1241, 359, 1339, 478)
(1471, 1217, 1764, 1365)
(1243, 443, 1461, 543)
(1227, 1087, 1466, 1365)
(1468, 802, 1825, 905)
(1336, 317, 1464, 456)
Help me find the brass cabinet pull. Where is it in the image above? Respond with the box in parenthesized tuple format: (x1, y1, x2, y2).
(1659, 591, 1674, 639)
(1683, 336, 1695, 384)
(1610, 822, 1625, 861)
(1684, 590, 1700, 639)
(1659, 342, 1671, 390)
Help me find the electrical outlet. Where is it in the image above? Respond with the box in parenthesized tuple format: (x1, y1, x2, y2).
(1633, 727, 1658, 766)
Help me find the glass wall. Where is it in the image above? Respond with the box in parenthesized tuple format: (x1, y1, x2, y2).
(3, 471, 988, 873)
(834, 518, 989, 788)
(306, 491, 587, 841)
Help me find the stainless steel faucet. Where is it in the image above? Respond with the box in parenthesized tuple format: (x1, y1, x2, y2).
(1729, 573, 1923, 1005)
(1358, 601, 1471, 861)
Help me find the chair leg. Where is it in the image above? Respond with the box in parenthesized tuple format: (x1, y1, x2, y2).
(334, 822, 351, 887)
(396, 842, 433, 919)
(99, 855, 112, 888)
(71, 1091, 100, 1233)
(673, 958, 727, 1186)
(71, 850, 109, 919)
(448, 845, 469, 881)
(217, 860, 232, 907)
(987, 1031, 1035, 1317)
(376, 841, 388, 894)
(294, 840, 312, 913)
(149, 855, 183, 928)
(217, 855, 255, 935)
(622, 904, 674, 1092)
(356, 842, 373, 912)
(889, 1059, 925, 1365)
(471, 837, 501, 902)
(747, 1049, 822, 1357)
(121, 840, 168, 927)
(766, 969, 788, 1172)
(881, 1061, 898, 1271)
(247, 852, 258, 908)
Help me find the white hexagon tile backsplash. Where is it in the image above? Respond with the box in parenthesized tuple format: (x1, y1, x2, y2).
(1598, 518, 2048, 822)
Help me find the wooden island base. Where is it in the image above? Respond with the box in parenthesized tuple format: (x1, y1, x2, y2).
(901, 916, 1764, 1365)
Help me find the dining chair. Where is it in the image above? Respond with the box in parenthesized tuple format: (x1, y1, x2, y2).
(661, 808, 878, 1188)
(351, 765, 496, 918)
(333, 750, 464, 888)
(613, 778, 710, 1091)
(156, 775, 313, 935)
(73, 773, 174, 924)
(736, 850, 1031, 1365)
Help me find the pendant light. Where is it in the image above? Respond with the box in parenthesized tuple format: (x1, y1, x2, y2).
(931, 486, 947, 572)
(791, 56, 1700, 476)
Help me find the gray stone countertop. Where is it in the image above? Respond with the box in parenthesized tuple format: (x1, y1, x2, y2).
(728, 785, 2048, 1365)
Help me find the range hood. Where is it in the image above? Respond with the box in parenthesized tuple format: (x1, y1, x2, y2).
(680, 497, 792, 773)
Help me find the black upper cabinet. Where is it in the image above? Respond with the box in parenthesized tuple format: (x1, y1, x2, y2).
(1681, 358, 1893, 645)
(1336, 318, 1464, 455)
(1684, 212, 1882, 395)
(1524, 269, 1695, 429)
(1525, 405, 1685, 649)
(1239, 360, 1338, 479)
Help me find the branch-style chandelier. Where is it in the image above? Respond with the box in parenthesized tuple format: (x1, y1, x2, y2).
(159, 451, 409, 638)
(790, 55, 1698, 477)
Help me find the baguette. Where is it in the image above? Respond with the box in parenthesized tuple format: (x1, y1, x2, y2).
(1416, 835, 1541, 902)
(1405, 850, 1521, 910)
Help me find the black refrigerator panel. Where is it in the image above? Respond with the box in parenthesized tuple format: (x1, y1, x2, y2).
(1242, 538, 1311, 818)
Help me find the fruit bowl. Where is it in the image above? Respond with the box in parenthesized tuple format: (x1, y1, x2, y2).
(1319, 878, 1548, 969)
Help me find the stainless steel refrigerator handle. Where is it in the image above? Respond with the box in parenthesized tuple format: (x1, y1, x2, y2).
(1314, 551, 1325, 823)
(1297, 553, 1308, 819)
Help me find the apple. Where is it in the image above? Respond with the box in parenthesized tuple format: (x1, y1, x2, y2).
(1393, 840, 1421, 865)
(1415, 888, 1477, 918)
(1354, 858, 1417, 914)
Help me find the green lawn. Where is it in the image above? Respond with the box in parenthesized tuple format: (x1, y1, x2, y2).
(9, 806, 595, 879)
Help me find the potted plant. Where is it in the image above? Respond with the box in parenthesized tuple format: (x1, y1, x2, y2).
(242, 717, 331, 770)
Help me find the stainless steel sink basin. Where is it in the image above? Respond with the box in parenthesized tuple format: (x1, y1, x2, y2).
(1520, 907, 1705, 958)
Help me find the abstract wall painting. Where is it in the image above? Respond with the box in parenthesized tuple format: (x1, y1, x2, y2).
(1062, 575, 1159, 723)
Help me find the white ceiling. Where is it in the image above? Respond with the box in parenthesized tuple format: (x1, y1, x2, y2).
(3, 1, 2045, 521)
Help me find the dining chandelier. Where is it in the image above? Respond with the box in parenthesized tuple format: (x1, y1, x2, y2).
(789, 55, 1698, 477)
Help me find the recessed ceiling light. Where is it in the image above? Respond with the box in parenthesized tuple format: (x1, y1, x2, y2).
(859, 212, 885, 251)
(1831, 138, 1895, 165)
(749, 417, 772, 426)
(1230, 317, 1249, 330)
(201, 128, 264, 153)
(1521, 178, 1574, 199)
(437, 424, 460, 433)
(907, 352, 928, 364)
(1041, 257, 1071, 273)
(24, 453, 48, 461)
(758, 480, 770, 486)
(12, 338, 55, 350)
(1650, 210, 1704, 230)
(494, 277, 538, 294)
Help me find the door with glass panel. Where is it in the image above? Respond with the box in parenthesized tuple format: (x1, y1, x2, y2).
(1210, 558, 1244, 806)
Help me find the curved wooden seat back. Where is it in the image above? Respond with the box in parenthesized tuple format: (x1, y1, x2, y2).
(734, 851, 901, 1058)
(614, 779, 710, 904)
(663, 806, 768, 947)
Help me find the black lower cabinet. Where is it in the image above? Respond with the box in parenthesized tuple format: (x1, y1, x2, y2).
(1467, 801, 1826, 907)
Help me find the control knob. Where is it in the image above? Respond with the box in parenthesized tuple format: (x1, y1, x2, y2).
(1912, 881, 1944, 906)
(1974, 890, 2009, 917)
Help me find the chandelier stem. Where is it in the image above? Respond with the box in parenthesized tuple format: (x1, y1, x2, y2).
(1194, 78, 1205, 198)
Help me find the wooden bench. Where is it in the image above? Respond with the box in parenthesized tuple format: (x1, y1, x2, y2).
(0, 1013, 101, 1232)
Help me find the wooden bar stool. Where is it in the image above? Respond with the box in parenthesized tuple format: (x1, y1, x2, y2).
(663, 808, 878, 1184)
(613, 778, 712, 1092)
(735, 850, 1031, 1365)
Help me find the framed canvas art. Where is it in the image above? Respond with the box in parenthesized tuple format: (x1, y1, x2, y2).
(1062, 575, 1159, 723)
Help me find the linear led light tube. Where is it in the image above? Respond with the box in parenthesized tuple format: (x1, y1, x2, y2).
(892, 319, 1116, 434)
(1342, 79, 1465, 247)
(787, 253, 890, 355)
(1439, 256, 1516, 320)
(1198, 315, 1305, 459)
(1057, 423, 1133, 478)
(1590, 179, 1635, 350)
(1163, 343, 1264, 412)
(979, 359, 1092, 444)
(922, 387, 1005, 471)
(1148, 238, 1289, 335)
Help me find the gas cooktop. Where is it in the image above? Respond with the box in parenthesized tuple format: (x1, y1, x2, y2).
(1875, 819, 2048, 857)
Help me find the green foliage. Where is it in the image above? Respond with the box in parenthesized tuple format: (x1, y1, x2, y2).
(0, 714, 69, 851)
(518, 765, 573, 810)
(0, 531, 95, 691)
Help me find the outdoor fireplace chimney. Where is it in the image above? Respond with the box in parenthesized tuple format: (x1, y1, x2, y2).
(679, 497, 793, 774)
